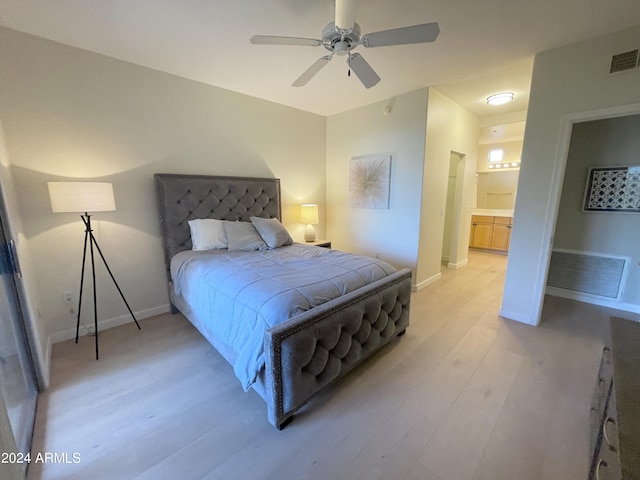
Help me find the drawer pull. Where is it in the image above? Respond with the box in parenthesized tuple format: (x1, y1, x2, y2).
(603, 417, 617, 451)
(596, 459, 607, 480)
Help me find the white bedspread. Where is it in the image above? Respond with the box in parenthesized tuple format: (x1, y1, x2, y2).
(170, 244, 397, 390)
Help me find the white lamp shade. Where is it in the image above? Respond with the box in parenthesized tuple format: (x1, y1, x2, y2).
(300, 204, 319, 225)
(48, 182, 116, 213)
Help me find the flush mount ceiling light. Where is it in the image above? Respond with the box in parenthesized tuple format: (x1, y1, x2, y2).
(487, 92, 514, 106)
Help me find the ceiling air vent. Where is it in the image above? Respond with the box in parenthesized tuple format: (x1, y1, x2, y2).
(609, 49, 639, 74)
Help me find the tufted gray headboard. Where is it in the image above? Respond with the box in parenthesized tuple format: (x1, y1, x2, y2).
(154, 173, 282, 274)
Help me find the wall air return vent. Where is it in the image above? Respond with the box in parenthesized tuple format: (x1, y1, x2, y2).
(546, 249, 629, 300)
(609, 49, 639, 74)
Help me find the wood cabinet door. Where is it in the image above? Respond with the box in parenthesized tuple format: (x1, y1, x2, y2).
(472, 223, 493, 249)
(491, 224, 511, 251)
(493, 216, 512, 225)
(471, 215, 494, 224)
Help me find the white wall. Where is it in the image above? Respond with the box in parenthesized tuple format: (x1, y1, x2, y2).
(501, 25, 640, 325)
(0, 28, 326, 354)
(415, 88, 479, 286)
(325, 89, 429, 275)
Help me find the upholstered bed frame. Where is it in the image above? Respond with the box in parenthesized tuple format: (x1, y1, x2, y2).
(154, 173, 412, 429)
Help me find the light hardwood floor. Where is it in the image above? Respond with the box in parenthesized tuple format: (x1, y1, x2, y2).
(27, 251, 639, 480)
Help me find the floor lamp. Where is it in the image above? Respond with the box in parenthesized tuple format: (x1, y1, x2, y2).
(48, 182, 141, 359)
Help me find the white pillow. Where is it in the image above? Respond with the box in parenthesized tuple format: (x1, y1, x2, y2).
(188, 219, 228, 250)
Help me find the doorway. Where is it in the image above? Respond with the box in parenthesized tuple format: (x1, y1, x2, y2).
(503, 103, 640, 327)
(441, 152, 465, 268)
(546, 113, 640, 311)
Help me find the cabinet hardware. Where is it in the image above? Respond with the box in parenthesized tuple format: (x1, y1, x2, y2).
(596, 458, 607, 480)
(603, 417, 617, 451)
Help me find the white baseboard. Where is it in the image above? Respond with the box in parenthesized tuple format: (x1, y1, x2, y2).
(412, 272, 442, 292)
(546, 287, 640, 314)
(447, 259, 468, 270)
(48, 304, 171, 345)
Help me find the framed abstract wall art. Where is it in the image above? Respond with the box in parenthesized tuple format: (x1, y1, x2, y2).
(582, 165, 640, 213)
(349, 154, 392, 209)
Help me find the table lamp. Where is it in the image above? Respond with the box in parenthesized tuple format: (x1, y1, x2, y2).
(300, 204, 319, 242)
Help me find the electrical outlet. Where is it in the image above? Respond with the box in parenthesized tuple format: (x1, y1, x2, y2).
(63, 292, 73, 304)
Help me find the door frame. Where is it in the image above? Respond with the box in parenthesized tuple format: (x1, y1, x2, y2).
(528, 102, 640, 325)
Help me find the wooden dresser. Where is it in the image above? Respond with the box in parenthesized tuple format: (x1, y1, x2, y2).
(589, 317, 640, 480)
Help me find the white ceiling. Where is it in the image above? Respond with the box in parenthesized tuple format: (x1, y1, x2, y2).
(0, 0, 639, 118)
(479, 122, 526, 145)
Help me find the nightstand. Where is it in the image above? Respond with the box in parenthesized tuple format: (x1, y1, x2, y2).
(300, 240, 331, 248)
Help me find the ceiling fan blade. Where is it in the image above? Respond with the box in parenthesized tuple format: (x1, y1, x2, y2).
(361, 22, 440, 47)
(335, 0, 359, 32)
(348, 53, 380, 89)
(250, 35, 322, 47)
(292, 56, 332, 87)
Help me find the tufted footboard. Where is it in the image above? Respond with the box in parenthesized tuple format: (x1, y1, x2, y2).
(263, 268, 412, 429)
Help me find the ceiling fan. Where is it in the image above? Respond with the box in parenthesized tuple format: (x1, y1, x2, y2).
(250, 0, 440, 88)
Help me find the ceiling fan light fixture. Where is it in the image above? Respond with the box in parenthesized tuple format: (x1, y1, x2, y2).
(487, 92, 514, 106)
(334, 40, 350, 56)
(250, 1, 440, 89)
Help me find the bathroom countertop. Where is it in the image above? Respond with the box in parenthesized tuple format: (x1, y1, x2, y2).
(471, 209, 514, 217)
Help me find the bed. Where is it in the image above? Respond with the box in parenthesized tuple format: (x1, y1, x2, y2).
(154, 173, 412, 429)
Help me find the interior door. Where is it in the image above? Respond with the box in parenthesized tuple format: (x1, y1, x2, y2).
(0, 191, 37, 461)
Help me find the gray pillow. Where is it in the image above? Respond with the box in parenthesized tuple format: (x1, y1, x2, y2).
(224, 221, 268, 251)
(250, 216, 293, 249)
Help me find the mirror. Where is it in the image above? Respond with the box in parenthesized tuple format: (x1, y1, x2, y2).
(476, 171, 519, 210)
